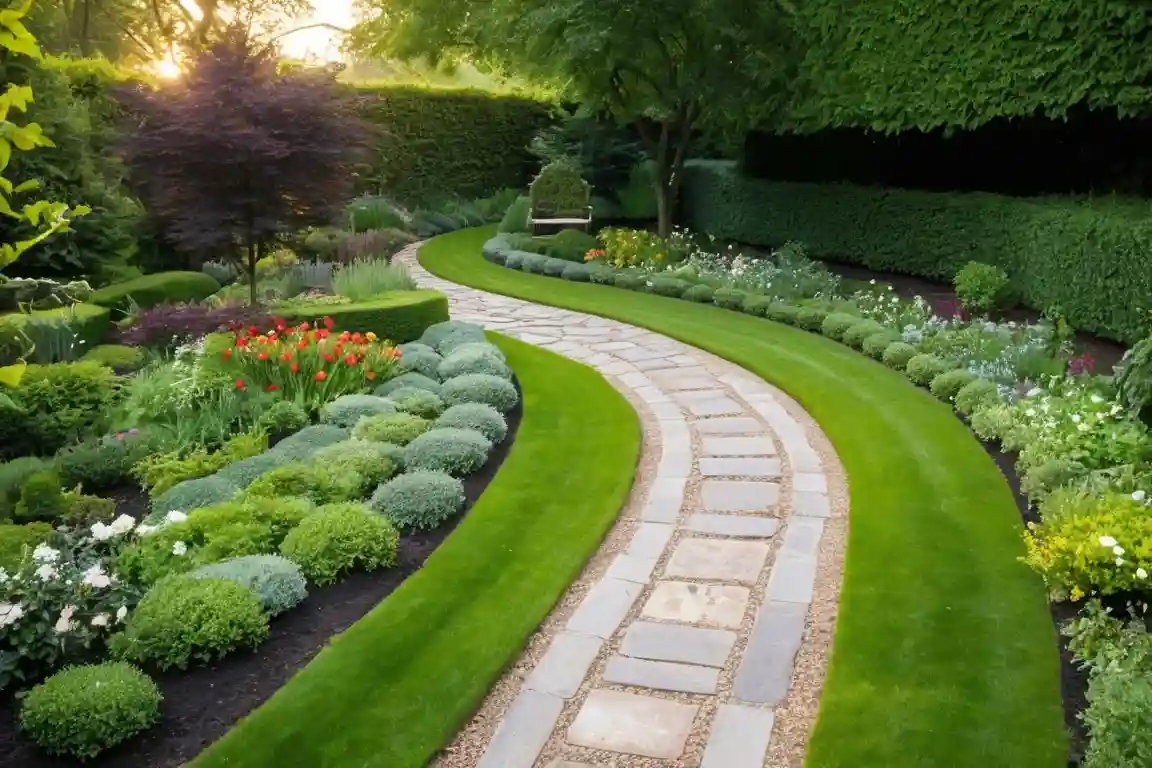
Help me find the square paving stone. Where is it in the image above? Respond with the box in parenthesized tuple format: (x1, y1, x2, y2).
(621, 621, 737, 667)
(685, 513, 780, 539)
(672, 388, 731, 403)
(702, 436, 777, 456)
(665, 538, 770, 584)
(699, 457, 781, 478)
(567, 689, 699, 759)
(694, 417, 764, 435)
(732, 600, 808, 705)
(780, 518, 824, 557)
(700, 704, 776, 768)
(603, 656, 719, 694)
(642, 581, 750, 627)
(701, 480, 780, 512)
(794, 490, 831, 518)
(794, 472, 829, 493)
(524, 632, 603, 698)
(566, 578, 644, 638)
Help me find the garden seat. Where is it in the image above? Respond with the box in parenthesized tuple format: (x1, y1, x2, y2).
(528, 162, 592, 235)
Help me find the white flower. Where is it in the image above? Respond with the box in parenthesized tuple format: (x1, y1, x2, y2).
(1026, 387, 1043, 397)
(1111, 404, 1123, 416)
(54, 605, 77, 634)
(1100, 535, 1119, 548)
(108, 514, 136, 535)
(1090, 394, 1104, 404)
(1078, 423, 1091, 433)
(1025, 408, 1036, 417)
(0, 602, 25, 627)
(116, 605, 128, 623)
(1114, 545, 1126, 556)
(135, 523, 158, 537)
(34, 563, 58, 582)
(82, 564, 111, 590)
(1071, 414, 1082, 423)
(1138, 568, 1149, 580)
(165, 510, 188, 524)
(0, 568, 8, 585)
(172, 541, 188, 556)
(31, 543, 60, 564)
(1133, 490, 1147, 503)
(1117, 557, 1126, 566)
(90, 613, 110, 627)
(90, 522, 114, 541)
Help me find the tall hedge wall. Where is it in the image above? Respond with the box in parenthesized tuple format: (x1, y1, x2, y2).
(681, 161, 1152, 344)
(354, 85, 553, 205)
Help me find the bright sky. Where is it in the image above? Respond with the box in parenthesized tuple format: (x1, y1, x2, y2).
(275, 1, 355, 62)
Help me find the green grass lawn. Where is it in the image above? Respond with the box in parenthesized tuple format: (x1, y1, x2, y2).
(194, 333, 640, 768)
(417, 227, 1066, 768)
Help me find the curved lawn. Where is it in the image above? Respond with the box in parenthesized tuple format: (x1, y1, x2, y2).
(418, 227, 1066, 768)
(195, 333, 641, 768)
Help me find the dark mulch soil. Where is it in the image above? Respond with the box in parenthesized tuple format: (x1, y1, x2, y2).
(822, 260, 1129, 373)
(980, 437, 1088, 767)
(0, 389, 524, 768)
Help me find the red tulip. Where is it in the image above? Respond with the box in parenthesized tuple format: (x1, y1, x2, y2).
(265, 384, 280, 392)
(222, 348, 232, 360)
(315, 370, 328, 382)
(291, 363, 300, 373)
(344, 354, 358, 365)
(235, 379, 246, 390)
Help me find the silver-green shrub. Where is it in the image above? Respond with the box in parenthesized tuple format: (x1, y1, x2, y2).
(352, 412, 430, 446)
(419, 320, 485, 350)
(375, 371, 442, 396)
(435, 403, 508, 443)
(190, 554, 308, 616)
(396, 346, 442, 379)
(215, 451, 296, 489)
(437, 346, 512, 381)
(313, 439, 399, 489)
(320, 395, 396, 427)
(269, 425, 352, 460)
(371, 471, 465, 531)
(388, 387, 445, 418)
(440, 373, 519, 413)
(152, 475, 238, 517)
(403, 427, 491, 476)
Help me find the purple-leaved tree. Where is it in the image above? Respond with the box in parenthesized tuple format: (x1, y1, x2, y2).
(120, 27, 369, 305)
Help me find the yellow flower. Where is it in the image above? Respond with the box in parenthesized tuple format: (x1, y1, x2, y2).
(366, 332, 377, 342)
(655, 253, 664, 261)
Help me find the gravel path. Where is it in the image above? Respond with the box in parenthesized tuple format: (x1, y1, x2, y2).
(397, 245, 849, 767)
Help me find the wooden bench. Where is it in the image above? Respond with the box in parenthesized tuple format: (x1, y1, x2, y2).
(528, 162, 593, 235)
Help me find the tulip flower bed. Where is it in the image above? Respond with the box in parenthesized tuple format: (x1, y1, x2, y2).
(0, 320, 525, 767)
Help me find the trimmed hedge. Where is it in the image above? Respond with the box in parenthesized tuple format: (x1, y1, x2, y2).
(277, 290, 449, 344)
(90, 272, 221, 315)
(354, 86, 552, 205)
(681, 160, 1152, 344)
(0, 303, 111, 349)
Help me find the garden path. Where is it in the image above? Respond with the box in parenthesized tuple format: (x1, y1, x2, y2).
(398, 245, 848, 767)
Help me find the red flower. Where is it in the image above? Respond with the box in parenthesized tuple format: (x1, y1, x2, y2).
(300, 322, 311, 331)
(366, 370, 377, 380)
(275, 320, 287, 332)
(235, 379, 246, 390)
(222, 348, 232, 360)
(257, 352, 270, 361)
(280, 352, 292, 362)
(248, 326, 259, 337)
(265, 384, 280, 392)
(388, 347, 402, 359)
(344, 354, 358, 365)
(291, 363, 300, 373)
(315, 370, 328, 382)
(323, 316, 335, 330)
(297, 340, 308, 351)
(317, 329, 330, 340)
(235, 337, 249, 347)
(339, 331, 351, 342)
(333, 343, 344, 357)
(321, 353, 335, 362)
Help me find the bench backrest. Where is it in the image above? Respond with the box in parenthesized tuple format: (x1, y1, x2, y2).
(529, 162, 591, 219)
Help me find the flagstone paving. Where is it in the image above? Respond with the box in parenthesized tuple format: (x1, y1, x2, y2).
(398, 245, 846, 767)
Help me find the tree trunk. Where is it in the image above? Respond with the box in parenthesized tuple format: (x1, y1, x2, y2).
(247, 240, 259, 307)
(79, 0, 92, 56)
(654, 178, 672, 239)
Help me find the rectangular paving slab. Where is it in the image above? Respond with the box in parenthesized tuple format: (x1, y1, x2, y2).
(567, 689, 699, 759)
(642, 581, 751, 628)
(641, 477, 687, 522)
(605, 553, 660, 584)
(766, 551, 818, 604)
(684, 397, 744, 416)
(694, 417, 764, 434)
(478, 688, 564, 768)
(700, 704, 776, 768)
(699, 457, 782, 477)
(566, 578, 644, 639)
(665, 538, 771, 584)
(702, 436, 778, 456)
(524, 632, 604, 698)
(685, 513, 781, 538)
(627, 522, 674, 559)
(701, 480, 781, 512)
(603, 655, 719, 694)
(621, 620, 737, 667)
(732, 600, 808, 705)
(793, 490, 831, 518)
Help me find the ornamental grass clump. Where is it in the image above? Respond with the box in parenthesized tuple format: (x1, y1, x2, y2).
(20, 662, 162, 760)
(279, 502, 398, 585)
(403, 427, 492, 476)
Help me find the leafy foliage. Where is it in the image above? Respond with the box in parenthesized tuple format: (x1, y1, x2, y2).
(370, 470, 465, 532)
(402, 427, 491, 476)
(0, 360, 118, 459)
(440, 373, 520, 413)
(279, 502, 399, 585)
(435, 403, 508, 443)
(190, 555, 307, 617)
(954, 262, 1011, 316)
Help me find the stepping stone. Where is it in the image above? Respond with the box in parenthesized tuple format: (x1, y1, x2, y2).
(591, 341, 636, 352)
(616, 346, 671, 362)
(659, 375, 720, 390)
(672, 388, 731, 403)
(780, 518, 824, 557)
(546, 762, 595, 768)
(524, 632, 603, 698)
(606, 553, 660, 584)
(794, 472, 829, 493)
(477, 689, 564, 768)
(627, 523, 674, 559)
(567, 689, 698, 759)
(702, 436, 777, 456)
(765, 552, 818, 604)
(695, 417, 764, 435)
(701, 481, 780, 512)
(685, 397, 744, 417)
(642, 581, 750, 627)
(632, 357, 678, 372)
(685, 513, 780, 539)
(794, 490, 831, 518)
(621, 621, 737, 667)
(603, 656, 719, 694)
(733, 600, 808, 705)
(566, 578, 644, 638)
(665, 538, 770, 584)
(699, 457, 781, 477)
(641, 477, 687, 522)
(700, 704, 776, 768)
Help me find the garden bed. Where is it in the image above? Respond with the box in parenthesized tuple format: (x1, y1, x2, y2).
(0, 387, 523, 768)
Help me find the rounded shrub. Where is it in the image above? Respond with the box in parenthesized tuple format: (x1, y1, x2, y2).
(881, 341, 918, 370)
(648, 276, 690, 297)
(190, 554, 307, 616)
(861, 330, 902, 360)
(403, 427, 492, 476)
(396, 346, 443, 379)
(440, 373, 520, 413)
(375, 371, 442, 397)
(269, 425, 351, 460)
(682, 284, 715, 303)
(81, 344, 146, 373)
(930, 369, 978, 403)
(435, 403, 508, 443)
(765, 303, 801, 324)
(795, 306, 829, 331)
(397, 341, 437, 357)
(613, 273, 646, 291)
(314, 438, 398, 486)
(419, 320, 484, 350)
(503, 252, 525, 270)
(388, 387, 445, 419)
(279, 502, 399, 585)
(821, 312, 862, 341)
(352, 412, 430, 446)
(20, 662, 162, 760)
(152, 475, 238, 516)
(320, 395, 396, 428)
(214, 451, 295, 489)
(449, 341, 506, 361)
(257, 400, 309, 436)
(542, 257, 570, 277)
(543, 228, 598, 262)
(561, 263, 591, 282)
(519, 253, 548, 274)
(712, 288, 746, 310)
(905, 354, 951, 386)
(741, 295, 773, 316)
(371, 471, 465, 532)
(955, 378, 1001, 416)
(438, 330, 491, 357)
(842, 319, 886, 349)
(111, 576, 268, 670)
(438, 346, 512, 381)
(587, 265, 617, 285)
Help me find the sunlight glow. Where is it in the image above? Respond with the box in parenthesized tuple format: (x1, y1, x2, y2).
(152, 53, 183, 80)
(275, 1, 354, 63)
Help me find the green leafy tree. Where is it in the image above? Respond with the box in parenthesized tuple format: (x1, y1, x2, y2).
(353, 0, 796, 237)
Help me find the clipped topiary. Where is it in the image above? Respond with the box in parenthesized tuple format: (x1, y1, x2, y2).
(190, 554, 308, 616)
(280, 502, 399, 585)
(110, 576, 268, 670)
(269, 425, 352, 461)
(796, 306, 830, 332)
(741, 295, 774, 316)
(245, 463, 361, 506)
(648, 276, 691, 298)
(905, 353, 951, 386)
(955, 378, 1001, 416)
(438, 346, 512, 381)
(214, 451, 295, 489)
(440, 373, 520, 413)
(503, 252, 525, 270)
(152, 475, 238, 516)
(542, 257, 569, 277)
(587, 264, 617, 285)
(930, 369, 978, 403)
(682, 284, 715, 303)
(436, 329, 489, 357)
(519, 253, 548, 274)
(765, 303, 801, 324)
(842, 319, 886, 349)
(712, 288, 746, 310)
(543, 228, 598, 262)
(435, 403, 508, 443)
(861, 330, 902, 360)
(375, 371, 442, 397)
(881, 341, 918, 370)
(320, 395, 396, 428)
(419, 320, 485, 350)
(352, 412, 430, 446)
(821, 312, 862, 341)
(403, 427, 492, 476)
(561, 263, 591, 282)
(371, 471, 465, 532)
(313, 439, 398, 490)
(388, 387, 445, 419)
(396, 345, 442, 379)
(81, 344, 146, 373)
(20, 663, 162, 760)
